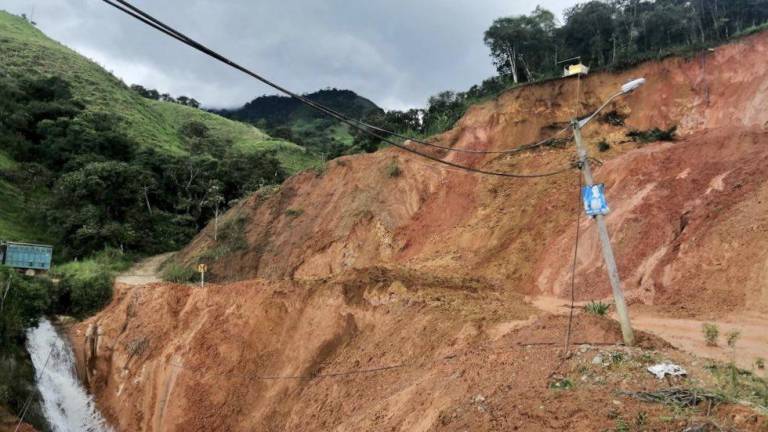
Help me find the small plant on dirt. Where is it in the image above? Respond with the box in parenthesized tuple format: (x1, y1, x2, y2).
(614, 418, 630, 432)
(702, 323, 720, 346)
(610, 352, 626, 365)
(634, 411, 648, 427)
(600, 110, 627, 126)
(726, 329, 741, 363)
(726, 330, 741, 349)
(585, 300, 610, 316)
(597, 140, 611, 152)
(285, 208, 304, 218)
(626, 126, 677, 143)
(637, 352, 656, 364)
(549, 378, 573, 390)
(386, 160, 401, 178)
(755, 357, 765, 370)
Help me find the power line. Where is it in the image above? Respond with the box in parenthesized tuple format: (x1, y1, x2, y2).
(564, 172, 583, 354)
(104, 0, 570, 157)
(101, 0, 575, 179)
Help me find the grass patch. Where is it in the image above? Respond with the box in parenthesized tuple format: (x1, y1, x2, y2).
(549, 378, 573, 390)
(200, 216, 248, 261)
(285, 208, 304, 218)
(0, 179, 46, 242)
(705, 363, 768, 410)
(584, 300, 610, 316)
(161, 263, 198, 284)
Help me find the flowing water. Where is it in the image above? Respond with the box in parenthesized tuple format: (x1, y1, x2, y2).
(25, 318, 112, 432)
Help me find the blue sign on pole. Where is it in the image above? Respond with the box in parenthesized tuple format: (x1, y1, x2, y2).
(582, 184, 610, 216)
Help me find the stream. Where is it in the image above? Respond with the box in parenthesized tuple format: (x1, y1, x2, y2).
(25, 318, 112, 432)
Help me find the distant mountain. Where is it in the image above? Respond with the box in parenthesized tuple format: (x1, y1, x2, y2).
(218, 89, 384, 156)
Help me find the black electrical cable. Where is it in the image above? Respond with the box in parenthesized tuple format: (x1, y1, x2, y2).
(106, 0, 571, 156)
(102, 0, 575, 178)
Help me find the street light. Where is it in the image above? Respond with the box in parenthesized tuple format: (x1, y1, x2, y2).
(621, 78, 646, 94)
(571, 77, 646, 347)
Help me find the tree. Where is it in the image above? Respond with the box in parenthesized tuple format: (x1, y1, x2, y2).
(47, 161, 150, 257)
(562, 1, 618, 67)
(484, 7, 558, 83)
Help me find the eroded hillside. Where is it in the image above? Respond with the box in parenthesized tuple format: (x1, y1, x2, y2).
(176, 30, 768, 316)
(71, 31, 768, 431)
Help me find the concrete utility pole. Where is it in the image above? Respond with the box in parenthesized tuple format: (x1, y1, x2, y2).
(571, 78, 645, 346)
(572, 122, 634, 346)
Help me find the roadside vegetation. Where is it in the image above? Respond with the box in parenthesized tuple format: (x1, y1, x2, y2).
(585, 300, 610, 316)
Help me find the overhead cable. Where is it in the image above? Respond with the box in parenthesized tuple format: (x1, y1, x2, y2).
(102, 0, 574, 178)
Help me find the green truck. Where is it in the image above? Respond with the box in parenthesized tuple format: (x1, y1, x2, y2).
(0, 241, 53, 275)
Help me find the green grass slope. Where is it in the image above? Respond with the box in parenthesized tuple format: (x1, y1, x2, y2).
(0, 11, 316, 171)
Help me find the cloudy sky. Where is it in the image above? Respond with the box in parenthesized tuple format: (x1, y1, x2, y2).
(3, 0, 576, 110)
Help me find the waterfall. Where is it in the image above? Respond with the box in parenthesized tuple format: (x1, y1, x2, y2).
(25, 318, 112, 432)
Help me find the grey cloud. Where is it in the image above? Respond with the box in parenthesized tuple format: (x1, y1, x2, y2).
(3, 0, 576, 110)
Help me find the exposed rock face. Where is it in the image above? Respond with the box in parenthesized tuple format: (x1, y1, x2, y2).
(73, 32, 768, 431)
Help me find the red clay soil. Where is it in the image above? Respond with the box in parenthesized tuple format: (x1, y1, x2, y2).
(72, 277, 766, 431)
(72, 32, 768, 431)
(175, 31, 768, 318)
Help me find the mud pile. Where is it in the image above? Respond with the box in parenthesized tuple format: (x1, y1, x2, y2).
(73, 32, 768, 431)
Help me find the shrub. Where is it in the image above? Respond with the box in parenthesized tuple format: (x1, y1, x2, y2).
(756, 358, 765, 370)
(597, 140, 611, 152)
(627, 126, 677, 143)
(50, 248, 132, 318)
(285, 208, 304, 218)
(600, 110, 627, 126)
(584, 300, 610, 316)
(61, 271, 112, 317)
(386, 160, 401, 178)
(726, 330, 741, 347)
(161, 263, 198, 284)
(703, 323, 720, 346)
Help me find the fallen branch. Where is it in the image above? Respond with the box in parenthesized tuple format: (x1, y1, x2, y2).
(622, 388, 724, 408)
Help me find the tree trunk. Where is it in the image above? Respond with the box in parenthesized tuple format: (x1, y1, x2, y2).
(143, 186, 153, 216)
(214, 206, 219, 241)
(506, 45, 519, 84)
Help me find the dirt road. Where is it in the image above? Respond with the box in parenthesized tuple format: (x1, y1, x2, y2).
(531, 296, 768, 371)
(114, 253, 174, 286)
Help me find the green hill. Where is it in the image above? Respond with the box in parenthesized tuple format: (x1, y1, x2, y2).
(0, 11, 315, 171)
(218, 89, 383, 155)
(0, 11, 318, 244)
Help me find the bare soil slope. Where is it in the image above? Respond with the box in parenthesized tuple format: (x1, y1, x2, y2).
(72, 32, 768, 431)
(176, 31, 768, 317)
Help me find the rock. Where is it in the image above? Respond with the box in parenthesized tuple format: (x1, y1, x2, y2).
(592, 354, 604, 365)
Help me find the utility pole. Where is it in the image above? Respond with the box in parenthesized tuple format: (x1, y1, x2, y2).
(572, 120, 635, 346)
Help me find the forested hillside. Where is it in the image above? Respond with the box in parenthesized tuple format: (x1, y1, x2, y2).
(218, 89, 383, 157)
(0, 11, 317, 258)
